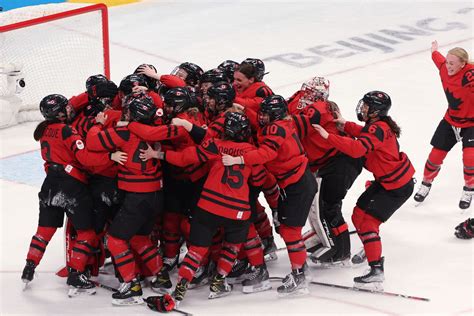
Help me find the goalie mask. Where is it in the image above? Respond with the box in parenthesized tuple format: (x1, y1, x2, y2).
(356, 90, 391, 122)
(299, 77, 330, 109)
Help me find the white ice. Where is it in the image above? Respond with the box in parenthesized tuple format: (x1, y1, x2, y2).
(0, 1, 473, 315)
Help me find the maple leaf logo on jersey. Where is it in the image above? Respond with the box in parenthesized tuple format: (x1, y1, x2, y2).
(444, 88, 462, 110)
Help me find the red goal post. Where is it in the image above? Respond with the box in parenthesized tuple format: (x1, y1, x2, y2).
(0, 3, 110, 127)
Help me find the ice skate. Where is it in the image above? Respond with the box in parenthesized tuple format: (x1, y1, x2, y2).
(242, 264, 271, 293)
(414, 181, 431, 204)
(21, 260, 36, 290)
(310, 254, 351, 268)
(208, 274, 233, 299)
(111, 278, 144, 306)
(459, 186, 474, 210)
(163, 255, 179, 272)
(66, 269, 96, 297)
(277, 268, 309, 297)
(262, 236, 278, 262)
(172, 278, 189, 303)
(226, 259, 249, 284)
(189, 262, 212, 289)
(354, 257, 384, 292)
(150, 268, 172, 294)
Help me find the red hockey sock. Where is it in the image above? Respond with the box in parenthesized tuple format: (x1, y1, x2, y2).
(217, 242, 242, 276)
(463, 147, 474, 188)
(178, 245, 208, 283)
(26, 226, 57, 266)
(179, 216, 191, 241)
(162, 212, 183, 260)
(69, 229, 96, 272)
(423, 147, 448, 183)
(279, 224, 306, 270)
(254, 202, 273, 239)
(107, 235, 136, 282)
(244, 224, 264, 266)
(208, 230, 223, 263)
(353, 208, 382, 263)
(130, 235, 162, 276)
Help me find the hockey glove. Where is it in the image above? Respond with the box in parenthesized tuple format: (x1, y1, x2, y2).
(145, 294, 176, 312)
(454, 218, 474, 240)
(91, 81, 118, 98)
(263, 183, 279, 209)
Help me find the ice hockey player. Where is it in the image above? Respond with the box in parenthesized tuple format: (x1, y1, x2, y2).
(22, 94, 118, 297)
(313, 91, 415, 291)
(145, 112, 271, 311)
(223, 95, 317, 297)
(233, 58, 273, 112)
(290, 77, 363, 266)
(86, 93, 187, 305)
(414, 41, 474, 209)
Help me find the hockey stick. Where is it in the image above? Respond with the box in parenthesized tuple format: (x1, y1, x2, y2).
(91, 280, 118, 292)
(91, 280, 193, 315)
(275, 230, 358, 253)
(268, 277, 430, 302)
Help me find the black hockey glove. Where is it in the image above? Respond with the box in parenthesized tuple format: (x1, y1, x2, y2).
(454, 218, 474, 239)
(145, 294, 175, 312)
(90, 81, 118, 98)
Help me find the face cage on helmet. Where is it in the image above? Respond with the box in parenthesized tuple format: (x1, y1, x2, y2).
(257, 111, 270, 127)
(356, 99, 366, 122)
(301, 82, 328, 101)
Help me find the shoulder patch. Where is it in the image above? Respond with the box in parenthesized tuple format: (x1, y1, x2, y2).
(262, 123, 286, 138)
(115, 127, 130, 141)
(62, 125, 76, 140)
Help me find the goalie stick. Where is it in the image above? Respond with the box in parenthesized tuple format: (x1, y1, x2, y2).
(90, 280, 193, 316)
(268, 277, 430, 302)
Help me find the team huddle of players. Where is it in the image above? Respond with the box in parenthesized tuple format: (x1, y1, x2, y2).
(20, 42, 474, 313)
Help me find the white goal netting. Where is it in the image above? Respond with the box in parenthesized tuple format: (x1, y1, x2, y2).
(0, 3, 109, 128)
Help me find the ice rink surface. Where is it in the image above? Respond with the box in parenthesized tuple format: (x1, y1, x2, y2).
(0, 1, 473, 315)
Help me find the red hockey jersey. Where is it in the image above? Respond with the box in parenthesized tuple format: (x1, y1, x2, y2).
(432, 51, 474, 128)
(39, 123, 110, 183)
(242, 119, 308, 188)
(292, 100, 342, 172)
(235, 82, 273, 112)
(327, 120, 415, 190)
(164, 138, 271, 220)
(86, 123, 186, 192)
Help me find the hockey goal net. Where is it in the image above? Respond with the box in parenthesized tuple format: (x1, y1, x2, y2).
(0, 3, 110, 128)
